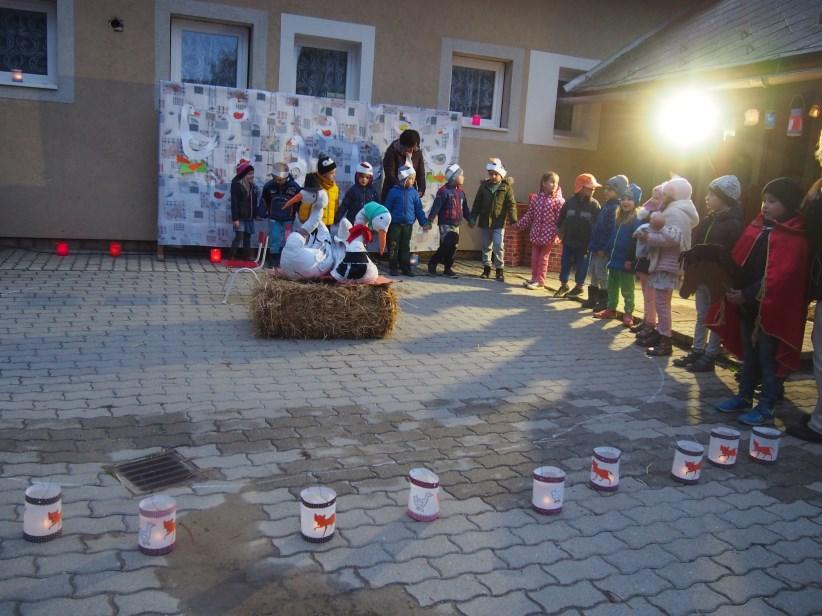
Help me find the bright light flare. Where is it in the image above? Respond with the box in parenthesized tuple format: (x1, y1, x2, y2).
(654, 90, 720, 149)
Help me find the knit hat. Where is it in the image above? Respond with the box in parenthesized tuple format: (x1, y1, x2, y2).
(486, 157, 507, 178)
(272, 162, 289, 179)
(398, 163, 416, 183)
(355, 161, 374, 176)
(662, 176, 693, 201)
(445, 163, 463, 184)
(235, 161, 254, 179)
(708, 175, 741, 206)
(762, 177, 803, 215)
(606, 175, 629, 197)
(621, 183, 642, 204)
(399, 129, 420, 148)
(317, 154, 337, 175)
(302, 173, 322, 192)
(574, 173, 601, 194)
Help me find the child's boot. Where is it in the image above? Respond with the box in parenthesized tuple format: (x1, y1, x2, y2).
(593, 288, 609, 312)
(686, 353, 716, 373)
(581, 286, 599, 309)
(566, 284, 583, 297)
(622, 313, 634, 327)
(481, 265, 492, 279)
(635, 328, 660, 347)
(495, 268, 505, 282)
(553, 284, 570, 297)
(646, 335, 672, 356)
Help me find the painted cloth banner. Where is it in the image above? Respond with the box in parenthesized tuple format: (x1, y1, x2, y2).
(157, 81, 462, 250)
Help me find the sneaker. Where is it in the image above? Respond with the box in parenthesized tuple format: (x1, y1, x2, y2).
(524, 282, 540, 290)
(593, 308, 617, 319)
(715, 395, 752, 414)
(566, 285, 583, 297)
(553, 284, 570, 297)
(481, 266, 492, 279)
(686, 354, 715, 373)
(629, 321, 646, 334)
(443, 268, 458, 279)
(738, 405, 775, 427)
(673, 350, 702, 368)
(646, 335, 672, 356)
(427, 262, 438, 275)
(622, 314, 634, 327)
(635, 329, 660, 347)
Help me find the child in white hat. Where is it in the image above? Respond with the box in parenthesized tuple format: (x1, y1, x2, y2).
(427, 163, 469, 277)
(384, 164, 431, 276)
(469, 158, 517, 281)
(336, 161, 380, 225)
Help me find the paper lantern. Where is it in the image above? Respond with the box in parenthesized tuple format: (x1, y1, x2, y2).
(590, 446, 621, 492)
(707, 427, 740, 467)
(671, 440, 705, 484)
(531, 466, 565, 515)
(138, 495, 176, 555)
(11, 68, 23, 82)
(743, 108, 760, 126)
(300, 486, 336, 542)
(209, 248, 222, 263)
(109, 242, 122, 257)
(748, 426, 783, 464)
(471, 114, 481, 126)
(407, 468, 439, 522)
(787, 97, 804, 137)
(56, 241, 69, 257)
(23, 484, 62, 542)
(764, 111, 777, 130)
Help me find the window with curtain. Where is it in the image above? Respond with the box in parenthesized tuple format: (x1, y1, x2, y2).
(0, 0, 56, 87)
(449, 56, 504, 128)
(171, 18, 249, 89)
(296, 46, 348, 99)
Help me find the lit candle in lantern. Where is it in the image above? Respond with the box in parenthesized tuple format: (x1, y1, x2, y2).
(23, 483, 62, 542)
(56, 241, 69, 257)
(11, 68, 23, 82)
(210, 248, 222, 264)
(138, 495, 176, 555)
(748, 426, 784, 464)
(109, 242, 122, 257)
(590, 446, 621, 492)
(707, 427, 740, 467)
(532, 466, 565, 515)
(300, 486, 336, 542)
(671, 440, 705, 484)
(407, 468, 440, 522)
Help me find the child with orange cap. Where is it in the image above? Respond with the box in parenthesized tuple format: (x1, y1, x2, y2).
(554, 173, 601, 297)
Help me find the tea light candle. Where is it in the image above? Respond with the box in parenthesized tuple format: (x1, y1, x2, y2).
(11, 68, 23, 82)
(671, 440, 705, 484)
(23, 483, 62, 543)
(109, 242, 122, 257)
(138, 495, 176, 555)
(707, 427, 741, 467)
(210, 248, 222, 263)
(532, 466, 565, 515)
(749, 426, 784, 464)
(407, 468, 439, 522)
(56, 241, 69, 257)
(300, 486, 336, 542)
(590, 447, 621, 492)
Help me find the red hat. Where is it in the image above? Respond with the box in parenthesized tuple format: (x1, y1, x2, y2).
(235, 161, 254, 178)
(574, 173, 601, 194)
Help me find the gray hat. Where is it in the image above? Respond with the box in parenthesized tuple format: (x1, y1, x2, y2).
(606, 175, 629, 197)
(708, 175, 741, 205)
(445, 163, 463, 184)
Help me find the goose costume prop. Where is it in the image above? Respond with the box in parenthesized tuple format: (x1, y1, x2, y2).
(279, 173, 335, 280)
(332, 202, 392, 283)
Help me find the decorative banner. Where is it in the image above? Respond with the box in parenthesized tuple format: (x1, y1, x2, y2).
(157, 82, 462, 250)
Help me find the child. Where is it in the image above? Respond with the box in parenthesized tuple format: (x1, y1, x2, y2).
(513, 172, 565, 290)
(555, 174, 601, 296)
(634, 177, 699, 356)
(427, 163, 470, 277)
(259, 162, 300, 266)
(594, 183, 642, 325)
(672, 175, 744, 372)
(712, 178, 809, 426)
(385, 164, 431, 276)
(316, 154, 339, 227)
(336, 162, 379, 225)
(631, 185, 664, 336)
(584, 175, 629, 310)
(229, 161, 259, 260)
(469, 158, 517, 281)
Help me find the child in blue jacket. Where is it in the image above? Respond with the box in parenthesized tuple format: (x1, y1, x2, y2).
(594, 183, 642, 326)
(259, 162, 300, 266)
(385, 164, 431, 276)
(584, 175, 629, 311)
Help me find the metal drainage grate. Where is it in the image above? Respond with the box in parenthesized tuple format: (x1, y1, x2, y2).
(110, 450, 200, 494)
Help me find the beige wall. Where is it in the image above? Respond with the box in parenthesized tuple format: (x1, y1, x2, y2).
(0, 0, 672, 242)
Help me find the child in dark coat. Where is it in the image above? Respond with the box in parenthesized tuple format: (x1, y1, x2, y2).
(229, 162, 259, 261)
(555, 173, 601, 297)
(336, 162, 380, 225)
(585, 175, 628, 310)
(427, 163, 470, 278)
(259, 162, 300, 266)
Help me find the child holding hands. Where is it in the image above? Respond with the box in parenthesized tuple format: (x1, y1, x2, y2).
(514, 172, 565, 290)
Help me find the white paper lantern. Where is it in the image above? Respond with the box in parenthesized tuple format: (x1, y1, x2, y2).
(138, 495, 176, 555)
(590, 447, 621, 492)
(532, 466, 565, 515)
(707, 427, 741, 467)
(671, 440, 705, 484)
(23, 484, 62, 543)
(300, 486, 336, 542)
(407, 468, 439, 522)
(749, 426, 784, 464)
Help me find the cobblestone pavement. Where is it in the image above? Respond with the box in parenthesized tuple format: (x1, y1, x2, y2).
(1, 249, 821, 616)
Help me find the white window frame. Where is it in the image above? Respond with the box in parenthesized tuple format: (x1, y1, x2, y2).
(170, 17, 249, 89)
(450, 55, 505, 129)
(279, 13, 375, 103)
(0, 0, 58, 89)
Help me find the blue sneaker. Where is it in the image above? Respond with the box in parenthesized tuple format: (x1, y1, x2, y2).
(715, 396, 752, 413)
(738, 405, 775, 427)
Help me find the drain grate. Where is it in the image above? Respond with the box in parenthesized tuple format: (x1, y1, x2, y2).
(110, 450, 199, 494)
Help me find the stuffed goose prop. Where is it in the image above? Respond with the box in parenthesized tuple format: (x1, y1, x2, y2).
(331, 201, 391, 283)
(278, 173, 336, 280)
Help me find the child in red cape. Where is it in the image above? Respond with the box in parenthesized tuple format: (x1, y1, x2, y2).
(708, 177, 810, 426)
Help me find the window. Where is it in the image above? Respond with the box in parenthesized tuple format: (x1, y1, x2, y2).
(171, 18, 249, 89)
(554, 69, 584, 133)
(449, 56, 505, 129)
(0, 0, 57, 88)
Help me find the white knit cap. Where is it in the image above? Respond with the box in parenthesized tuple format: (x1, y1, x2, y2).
(356, 161, 374, 176)
(662, 176, 693, 201)
(398, 164, 416, 182)
(486, 157, 506, 178)
(445, 163, 463, 183)
(708, 175, 741, 203)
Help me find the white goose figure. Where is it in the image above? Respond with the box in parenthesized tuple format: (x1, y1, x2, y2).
(278, 174, 335, 280)
(331, 202, 392, 284)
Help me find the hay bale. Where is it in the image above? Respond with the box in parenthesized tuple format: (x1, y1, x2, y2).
(250, 275, 399, 339)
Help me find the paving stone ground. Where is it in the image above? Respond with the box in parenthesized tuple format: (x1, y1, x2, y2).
(1, 248, 821, 616)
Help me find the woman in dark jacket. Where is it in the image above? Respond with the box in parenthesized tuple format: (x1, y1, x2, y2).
(229, 162, 259, 260)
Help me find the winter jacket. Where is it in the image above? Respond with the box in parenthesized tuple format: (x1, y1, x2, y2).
(692, 207, 744, 251)
(336, 183, 380, 225)
(385, 184, 428, 226)
(643, 199, 700, 274)
(470, 177, 517, 229)
(589, 198, 619, 252)
(259, 176, 300, 222)
(380, 141, 426, 202)
(513, 188, 564, 246)
(557, 193, 600, 250)
(607, 216, 641, 270)
(429, 184, 469, 226)
(230, 178, 260, 222)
